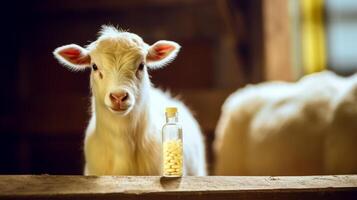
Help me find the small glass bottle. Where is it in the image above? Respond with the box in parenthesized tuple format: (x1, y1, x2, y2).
(162, 107, 183, 177)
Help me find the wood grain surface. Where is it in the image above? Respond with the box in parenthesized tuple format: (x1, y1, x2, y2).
(0, 175, 356, 199)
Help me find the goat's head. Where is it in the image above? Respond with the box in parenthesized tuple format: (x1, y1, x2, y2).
(53, 26, 180, 116)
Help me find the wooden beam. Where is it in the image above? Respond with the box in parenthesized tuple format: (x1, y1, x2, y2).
(262, 0, 294, 81)
(0, 175, 356, 199)
(31, 0, 214, 14)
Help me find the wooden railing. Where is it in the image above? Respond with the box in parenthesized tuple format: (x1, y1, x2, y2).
(1, 175, 356, 199)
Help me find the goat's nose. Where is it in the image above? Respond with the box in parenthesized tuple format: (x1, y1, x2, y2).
(110, 92, 129, 104)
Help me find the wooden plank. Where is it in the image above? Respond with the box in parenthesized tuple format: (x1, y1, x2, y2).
(31, 0, 213, 13)
(0, 175, 356, 199)
(262, 0, 294, 81)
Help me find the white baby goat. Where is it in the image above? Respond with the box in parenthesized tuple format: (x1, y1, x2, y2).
(214, 71, 357, 175)
(53, 26, 206, 175)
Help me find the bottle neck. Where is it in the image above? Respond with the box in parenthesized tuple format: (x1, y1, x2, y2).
(166, 113, 178, 123)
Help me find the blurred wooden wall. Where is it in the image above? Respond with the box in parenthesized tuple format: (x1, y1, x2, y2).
(0, 0, 264, 174)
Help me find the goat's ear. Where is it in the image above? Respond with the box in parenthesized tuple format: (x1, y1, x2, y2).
(146, 40, 181, 69)
(53, 44, 91, 71)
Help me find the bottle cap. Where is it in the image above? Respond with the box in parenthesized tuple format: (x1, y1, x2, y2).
(166, 107, 177, 117)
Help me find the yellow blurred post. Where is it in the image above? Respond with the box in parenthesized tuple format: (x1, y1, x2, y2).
(301, 0, 326, 74)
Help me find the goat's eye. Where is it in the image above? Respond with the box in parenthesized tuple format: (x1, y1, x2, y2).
(92, 64, 98, 71)
(138, 63, 144, 71)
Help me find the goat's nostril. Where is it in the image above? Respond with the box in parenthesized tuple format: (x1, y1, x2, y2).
(122, 93, 129, 102)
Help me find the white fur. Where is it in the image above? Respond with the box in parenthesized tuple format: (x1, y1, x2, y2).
(54, 26, 206, 176)
(214, 71, 357, 175)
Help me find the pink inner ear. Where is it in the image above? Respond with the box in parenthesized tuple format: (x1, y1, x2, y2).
(148, 44, 175, 61)
(58, 47, 90, 65)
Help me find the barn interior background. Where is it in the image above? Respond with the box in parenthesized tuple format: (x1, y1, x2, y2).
(0, 0, 356, 175)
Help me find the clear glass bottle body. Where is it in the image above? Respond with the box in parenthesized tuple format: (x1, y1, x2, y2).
(162, 112, 183, 177)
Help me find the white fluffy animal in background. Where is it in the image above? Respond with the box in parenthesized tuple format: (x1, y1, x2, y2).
(53, 26, 206, 175)
(214, 71, 357, 175)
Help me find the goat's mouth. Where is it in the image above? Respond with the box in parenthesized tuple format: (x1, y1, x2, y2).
(108, 105, 132, 115)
